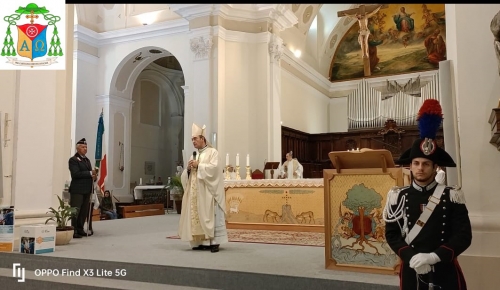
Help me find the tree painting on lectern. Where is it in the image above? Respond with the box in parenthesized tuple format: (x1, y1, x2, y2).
(330, 4, 446, 82)
(330, 178, 398, 269)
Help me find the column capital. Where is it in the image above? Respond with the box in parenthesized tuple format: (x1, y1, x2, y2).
(190, 35, 213, 60)
(269, 36, 284, 63)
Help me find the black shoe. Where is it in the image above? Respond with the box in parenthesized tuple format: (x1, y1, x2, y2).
(77, 231, 87, 236)
(88, 230, 93, 236)
(210, 245, 219, 253)
(192, 245, 210, 251)
(73, 233, 82, 239)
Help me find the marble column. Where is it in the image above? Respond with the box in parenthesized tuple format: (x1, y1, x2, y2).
(268, 35, 284, 162)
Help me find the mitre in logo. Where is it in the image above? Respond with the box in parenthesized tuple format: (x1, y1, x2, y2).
(1, 3, 64, 69)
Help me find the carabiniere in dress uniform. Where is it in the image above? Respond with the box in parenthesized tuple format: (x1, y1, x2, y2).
(382, 99, 472, 290)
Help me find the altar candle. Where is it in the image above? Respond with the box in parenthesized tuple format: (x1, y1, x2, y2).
(236, 154, 240, 166)
(226, 153, 229, 166)
(140, 178, 142, 185)
(246, 154, 250, 166)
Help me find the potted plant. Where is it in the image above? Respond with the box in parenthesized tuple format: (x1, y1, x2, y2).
(166, 176, 184, 214)
(45, 194, 78, 245)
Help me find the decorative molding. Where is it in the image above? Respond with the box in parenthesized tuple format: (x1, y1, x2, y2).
(269, 38, 284, 63)
(281, 48, 331, 93)
(74, 18, 189, 48)
(329, 70, 439, 93)
(224, 178, 323, 189)
(73, 50, 99, 65)
(215, 27, 270, 43)
(74, 25, 100, 47)
(170, 4, 297, 30)
(96, 95, 135, 108)
(190, 36, 213, 59)
(169, 4, 217, 21)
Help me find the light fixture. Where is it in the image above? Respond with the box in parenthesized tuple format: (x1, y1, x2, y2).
(294, 50, 302, 58)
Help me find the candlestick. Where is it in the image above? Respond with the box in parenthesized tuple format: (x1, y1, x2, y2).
(225, 165, 231, 180)
(246, 154, 250, 166)
(226, 153, 229, 166)
(236, 153, 239, 166)
(235, 166, 241, 180)
(245, 166, 252, 180)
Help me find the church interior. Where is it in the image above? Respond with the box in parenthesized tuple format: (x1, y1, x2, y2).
(0, 3, 500, 289)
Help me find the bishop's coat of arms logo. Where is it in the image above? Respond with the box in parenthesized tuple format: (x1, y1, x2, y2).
(1, 3, 63, 68)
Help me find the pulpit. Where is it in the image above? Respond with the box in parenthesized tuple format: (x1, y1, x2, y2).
(324, 149, 403, 275)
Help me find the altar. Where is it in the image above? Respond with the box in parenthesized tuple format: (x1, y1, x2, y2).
(133, 185, 167, 204)
(224, 179, 324, 232)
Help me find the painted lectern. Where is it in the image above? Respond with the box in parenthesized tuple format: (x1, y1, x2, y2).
(324, 149, 403, 275)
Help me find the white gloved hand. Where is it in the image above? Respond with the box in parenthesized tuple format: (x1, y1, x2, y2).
(435, 168, 446, 184)
(409, 253, 441, 268)
(414, 264, 432, 275)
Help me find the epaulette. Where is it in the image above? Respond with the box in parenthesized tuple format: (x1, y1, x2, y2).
(447, 185, 466, 204)
(387, 186, 409, 206)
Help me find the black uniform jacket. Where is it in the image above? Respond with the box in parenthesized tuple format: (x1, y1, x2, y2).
(385, 181, 472, 290)
(68, 153, 93, 195)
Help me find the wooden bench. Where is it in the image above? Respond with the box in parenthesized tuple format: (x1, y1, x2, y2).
(120, 204, 165, 218)
(92, 208, 101, 221)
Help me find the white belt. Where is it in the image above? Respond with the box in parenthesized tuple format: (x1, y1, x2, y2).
(405, 184, 445, 244)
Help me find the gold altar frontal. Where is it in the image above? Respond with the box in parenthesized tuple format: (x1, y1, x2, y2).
(224, 179, 324, 232)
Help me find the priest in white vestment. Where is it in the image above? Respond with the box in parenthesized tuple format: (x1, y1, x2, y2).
(280, 151, 303, 179)
(178, 123, 228, 253)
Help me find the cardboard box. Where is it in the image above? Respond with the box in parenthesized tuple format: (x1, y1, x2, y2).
(19, 224, 56, 255)
(0, 206, 15, 252)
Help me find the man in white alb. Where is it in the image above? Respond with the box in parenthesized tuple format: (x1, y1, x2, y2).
(280, 151, 303, 179)
(178, 123, 228, 253)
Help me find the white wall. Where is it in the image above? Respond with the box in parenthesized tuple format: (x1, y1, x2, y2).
(329, 97, 348, 132)
(0, 71, 17, 206)
(222, 40, 268, 169)
(281, 69, 329, 133)
(73, 56, 99, 165)
(446, 3, 500, 256)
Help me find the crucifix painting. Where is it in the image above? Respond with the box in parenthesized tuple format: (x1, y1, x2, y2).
(331, 4, 447, 82)
(337, 4, 388, 77)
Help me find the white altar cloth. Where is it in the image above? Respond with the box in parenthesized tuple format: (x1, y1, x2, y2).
(133, 185, 166, 200)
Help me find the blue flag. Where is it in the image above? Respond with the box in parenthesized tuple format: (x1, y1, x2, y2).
(95, 111, 104, 168)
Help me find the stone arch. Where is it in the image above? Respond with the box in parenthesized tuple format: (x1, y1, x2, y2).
(104, 46, 186, 198)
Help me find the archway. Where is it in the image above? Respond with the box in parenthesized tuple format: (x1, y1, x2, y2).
(105, 47, 185, 201)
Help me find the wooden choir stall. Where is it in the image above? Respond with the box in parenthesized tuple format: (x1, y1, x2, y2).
(323, 149, 403, 275)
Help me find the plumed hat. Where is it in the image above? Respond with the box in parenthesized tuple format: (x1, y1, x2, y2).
(76, 138, 87, 145)
(396, 99, 456, 167)
(191, 123, 206, 138)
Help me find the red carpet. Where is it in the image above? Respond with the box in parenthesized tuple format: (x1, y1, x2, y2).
(167, 229, 324, 247)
